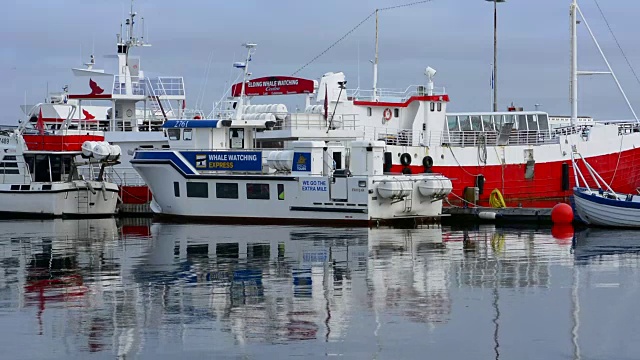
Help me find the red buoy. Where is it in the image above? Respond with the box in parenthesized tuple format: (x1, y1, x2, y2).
(551, 203, 574, 225)
(551, 225, 574, 245)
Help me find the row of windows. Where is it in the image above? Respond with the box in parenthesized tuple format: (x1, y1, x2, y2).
(175, 182, 285, 200)
(446, 114, 550, 132)
(1, 156, 16, 161)
(167, 128, 192, 141)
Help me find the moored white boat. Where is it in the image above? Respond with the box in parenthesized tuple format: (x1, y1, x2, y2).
(0, 127, 120, 217)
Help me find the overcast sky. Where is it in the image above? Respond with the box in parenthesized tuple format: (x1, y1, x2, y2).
(2, 0, 640, 123)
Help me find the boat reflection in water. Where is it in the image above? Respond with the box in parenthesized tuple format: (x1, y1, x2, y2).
(4, 220, 640, 358)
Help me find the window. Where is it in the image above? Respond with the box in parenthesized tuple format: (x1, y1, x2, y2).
(367, 107, 372, 116)
(482, 115, 493, 131)
(186, 182, 208, 198)
(246, 183, 270, 200)
(216, 183, 238, 199)
(518, 115, 528, 130)
(174, 182, 180, 197)
(277, 184, 285, 200)
(437, 103, 442, 112)
(168, 128, 180, 140)
(470, 115, 482, 131)
(459, 116, 472, 131)
(3, 156, 16, 161)
(394, 109, 399, 118)
(527, 115, 538, 131)
(537, 114, 549, 130)
(183, 129, 193, 141)
(447, 116, 460, 131)
(430, 102, 435, 112)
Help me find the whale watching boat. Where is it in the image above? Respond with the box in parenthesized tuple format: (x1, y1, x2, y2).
(131, 44, 453, 225)
(197, 0, 640, 209)
(0, 120, 120, 217)
(19, 4, 197, 212)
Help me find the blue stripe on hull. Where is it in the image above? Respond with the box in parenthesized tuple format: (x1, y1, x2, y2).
(573, 187, 640, 209)
(133, 151, 195, 175)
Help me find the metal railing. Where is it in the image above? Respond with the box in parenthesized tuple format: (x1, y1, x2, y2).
(276, 114, 359, 131)
(442, 130, 559, 147)
(347, 85, 446, 102)
(112, 76, 147, 96)
(78, 166, 147, 186)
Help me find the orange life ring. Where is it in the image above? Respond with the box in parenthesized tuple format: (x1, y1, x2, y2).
(383, 108, 392, 121)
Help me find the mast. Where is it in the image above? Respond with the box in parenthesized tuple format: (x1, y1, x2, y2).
(570, 0, 578, 126)
(373, 9, 379, 101)
(235, 43, 256, 120)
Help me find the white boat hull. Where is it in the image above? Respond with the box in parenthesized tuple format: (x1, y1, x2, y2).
(573, 188, 640, 228)
(0, 181, 119, 217)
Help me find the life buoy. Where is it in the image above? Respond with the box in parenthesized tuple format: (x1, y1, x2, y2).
(400, 153, 412, 166)
(383, 108, 392, 121)
(193, 115, 201, 119)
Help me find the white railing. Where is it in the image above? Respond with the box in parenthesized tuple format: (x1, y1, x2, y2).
(79, 166, 147, 186)
(277, 114, 359, 131)
(147, 77, 185, 97)
(348, 85, 446, 102)
(112, 75, 147, 96)
(442, 130, 559, 147)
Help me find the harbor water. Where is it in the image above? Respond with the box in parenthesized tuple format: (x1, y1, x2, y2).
(0, 219, 639, 359)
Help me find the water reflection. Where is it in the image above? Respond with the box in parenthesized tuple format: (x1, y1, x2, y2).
(1, 220, 640, 358)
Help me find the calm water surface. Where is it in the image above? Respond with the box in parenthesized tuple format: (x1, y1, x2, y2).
(0, 219, 639, 359)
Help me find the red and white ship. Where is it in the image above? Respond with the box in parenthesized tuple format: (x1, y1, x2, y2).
(210, 0, 640, 208)
(20, 5, 197, 211)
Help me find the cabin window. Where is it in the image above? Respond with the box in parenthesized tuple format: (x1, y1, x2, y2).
(367, 107, 372, 116)
(10, 185, 19, 190)
(430, 102, 435, 112)
(447, 116, 460, 131)
(437, 103, 442, 112)
(537, 114, 549, 130)
(3, 155, 16, 161)
(49, 155, 62, 182)
(459, 116, 472, 131)
(216, 183, 238, 199)
(187, 182, 208, 198)
(527, 115, 538, 131)
(246, 183, 270, 200)
(333, 152, 342, 169)
(34, 155, 51, 182)
(168, 128, 180, 140)
(482, 115, 493, 131)
(174, 182, 180, 197)
(518, 115, 528, 131)
(277, 184, 285, 200)
(183, 129, 193, 141)
(394, 109, 399, 118)
(470, 115, 482, 131)
(493, 115, 504, 130)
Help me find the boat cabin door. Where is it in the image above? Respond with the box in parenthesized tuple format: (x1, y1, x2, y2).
(230, 128, 244, 149)
(330, 170, 349, 201)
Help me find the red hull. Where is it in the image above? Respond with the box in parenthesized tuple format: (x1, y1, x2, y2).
(120, 185, 152, 204)
(391, 147, 640, 207)
(23, 134, 104, 152)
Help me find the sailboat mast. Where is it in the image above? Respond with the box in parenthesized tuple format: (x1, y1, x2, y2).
(570, 0, 578, 126)
(373, 9, 379, 101)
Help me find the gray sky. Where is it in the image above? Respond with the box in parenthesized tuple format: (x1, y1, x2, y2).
(2, 0, 640, 123)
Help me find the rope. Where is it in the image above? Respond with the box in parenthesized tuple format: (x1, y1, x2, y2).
(609, 132, 624, 185)
(291, 0, 432, 75)
(448, 146, 482, 177)
(593, 0, 640, 87)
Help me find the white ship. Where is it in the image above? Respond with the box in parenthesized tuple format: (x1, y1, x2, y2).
(0, 127, 119, 217)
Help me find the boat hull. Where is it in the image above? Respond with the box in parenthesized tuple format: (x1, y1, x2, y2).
(390, 144, 640, 208)
(0, 181, 119, 218)
(573, 188, 640, 228)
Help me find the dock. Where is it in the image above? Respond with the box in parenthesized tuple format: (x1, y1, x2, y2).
(442, 206, 553, 225)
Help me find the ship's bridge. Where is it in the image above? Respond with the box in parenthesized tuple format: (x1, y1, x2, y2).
(442, 111, 558, 147)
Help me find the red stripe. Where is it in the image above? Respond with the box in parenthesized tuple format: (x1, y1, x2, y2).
(391, 146, 640, 208)
(353, 95, 450, 107)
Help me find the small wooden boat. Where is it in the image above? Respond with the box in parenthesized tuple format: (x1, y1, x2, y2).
(572, 150, 640, 228)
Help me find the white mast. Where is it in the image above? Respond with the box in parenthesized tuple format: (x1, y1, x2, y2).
(235, 43, 256, 120)
(570, 0, 578, 126)
(372, 9, 379, 102)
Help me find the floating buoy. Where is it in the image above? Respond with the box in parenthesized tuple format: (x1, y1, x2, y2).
(551, 203, 573, 225)
(551, 224, 574, 245)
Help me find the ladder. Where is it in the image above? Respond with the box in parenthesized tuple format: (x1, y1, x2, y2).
(77, 187, 90, 214)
